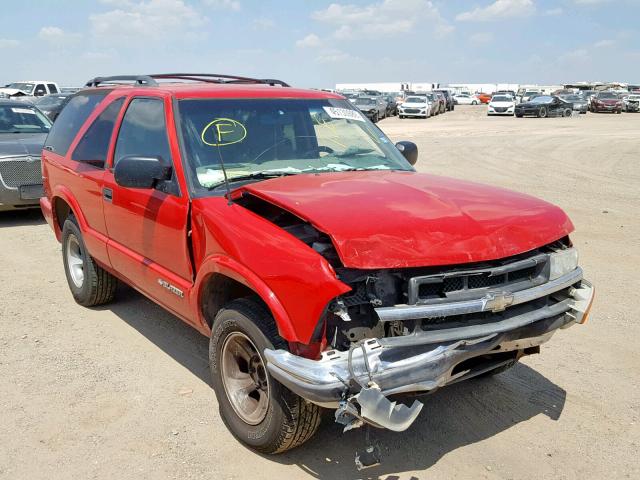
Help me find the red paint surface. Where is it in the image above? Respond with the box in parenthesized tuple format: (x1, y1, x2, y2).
(244, 171, 573, 269)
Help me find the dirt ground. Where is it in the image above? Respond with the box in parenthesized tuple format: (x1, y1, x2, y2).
(1, 106, 638, 480)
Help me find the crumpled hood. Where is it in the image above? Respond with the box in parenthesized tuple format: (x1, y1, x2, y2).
(241, 171, 574, 269)
(0, 133, 47, 157)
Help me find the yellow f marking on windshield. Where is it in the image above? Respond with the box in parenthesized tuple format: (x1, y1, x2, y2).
(201, 118, 247, 146)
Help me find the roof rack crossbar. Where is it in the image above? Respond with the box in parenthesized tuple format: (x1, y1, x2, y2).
(149, 73, 290, 87)
(85, 75, 158, 87)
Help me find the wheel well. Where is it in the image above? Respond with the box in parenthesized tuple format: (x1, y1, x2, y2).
(53, 197, 71, 230)
(200, 273, 264, 328)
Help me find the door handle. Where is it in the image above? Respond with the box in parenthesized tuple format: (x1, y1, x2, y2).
(103, 188, 113, 202)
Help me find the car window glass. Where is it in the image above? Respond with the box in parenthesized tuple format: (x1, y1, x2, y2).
(71, 97, 124, 169)
(114, 98, 172, 166)
(47, 84, 59, 94)
(44, 91, 108, 156)
(35, 84, 46, 96)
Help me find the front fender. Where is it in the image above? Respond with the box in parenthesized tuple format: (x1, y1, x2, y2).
(193, 254, 293, 339)
(191, 198, 352, 344)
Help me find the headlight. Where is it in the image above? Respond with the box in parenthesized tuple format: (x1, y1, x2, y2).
(549, 247, 579, 280)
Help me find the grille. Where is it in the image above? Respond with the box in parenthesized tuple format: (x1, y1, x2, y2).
(404, 108, 421, 113)
(494, 107, 508, 113)
(410, 256, 545, 304)
(0, 158, 42, 188)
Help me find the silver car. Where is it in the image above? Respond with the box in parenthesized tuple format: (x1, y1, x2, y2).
(0, 100, 51, 211)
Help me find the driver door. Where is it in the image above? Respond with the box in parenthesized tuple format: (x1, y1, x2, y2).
(102, 96, 194, 321)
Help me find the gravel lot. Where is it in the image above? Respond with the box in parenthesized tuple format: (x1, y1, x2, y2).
(1, 106, 638, 480)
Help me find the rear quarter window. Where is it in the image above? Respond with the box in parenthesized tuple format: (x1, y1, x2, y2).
(44, 91, 109, 156)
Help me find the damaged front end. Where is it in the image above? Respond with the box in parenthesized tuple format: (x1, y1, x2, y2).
(264, 240, 594, 434)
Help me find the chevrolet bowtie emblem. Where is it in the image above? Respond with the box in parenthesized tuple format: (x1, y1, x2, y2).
(484, 292, 515, 312)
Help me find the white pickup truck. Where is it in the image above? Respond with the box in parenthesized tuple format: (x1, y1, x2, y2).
(0, 80, 60, 99)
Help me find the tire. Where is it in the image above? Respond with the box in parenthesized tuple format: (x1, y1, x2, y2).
(563, 108, 572, 117)
(515, 113, 523, 118)
(372, 112, 378, 123)
(472, 100, 478, 105)
(617, 110, 622, 114)
(538, 107, 547, 118)
(399, 115, 404, 119)
(61, 215, 117, 307)
(209, 298, 321, 454)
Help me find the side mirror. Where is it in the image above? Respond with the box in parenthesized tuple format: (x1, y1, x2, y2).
(396, 141, 418, 166)
(114, 156, 171, 189)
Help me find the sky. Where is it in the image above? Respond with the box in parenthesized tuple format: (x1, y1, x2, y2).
(1, 0, 639, 88)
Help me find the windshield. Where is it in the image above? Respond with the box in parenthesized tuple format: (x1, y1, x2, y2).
(0, 105, 52, 133)
(177, 98, 413, 193)
(491, 96, 512, 102)
(562, 95, 581, 101)
(524, 92, 539, 96)
(405, 97, 426, 103)
(598, 92, 617, 99)
(530, 96, 553, 103)
(355, 98, 376, 106)
(628, 95, 640, 100)
(7, 83, 35, 94)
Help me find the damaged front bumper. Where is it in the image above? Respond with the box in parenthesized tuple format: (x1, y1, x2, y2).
(264, 273, 593, 432)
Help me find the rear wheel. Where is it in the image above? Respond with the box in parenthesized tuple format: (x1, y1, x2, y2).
(61, 215, 117, 307)
(472, 100, 478, 105)
(538, 107, 548, 118)
(209, 298, 321, 454)
(563, 108, 572, 117)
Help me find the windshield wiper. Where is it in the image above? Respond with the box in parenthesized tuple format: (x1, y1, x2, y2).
(331, 147, 375, 157)
(206, 171, 299, 190)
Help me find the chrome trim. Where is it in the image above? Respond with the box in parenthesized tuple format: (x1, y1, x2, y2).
(375, 266, 583, 322)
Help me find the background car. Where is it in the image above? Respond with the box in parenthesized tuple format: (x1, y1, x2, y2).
(623, 94, 640, 112)
(33, 92, 73, 121)
(487, 95, 516, 116)
(432, 91, 446, 113)
(558, 93, 588, 114)
(0, 100, 51, 211)
(354, 95, 386, 122)
(515, 95, 574, 118)
(434, 89, 454, 111)
(453, 93, 479, 105)
(398, 96, 431, 119)
(383, 94, 398, 116)
(476, 92, 492, 104)
(590, 91, 623, 113)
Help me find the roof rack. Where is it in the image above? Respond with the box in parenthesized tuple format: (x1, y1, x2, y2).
(85, 75, 157, 87)
(149, 73, 290, 87)
(84, 73, 290, 88)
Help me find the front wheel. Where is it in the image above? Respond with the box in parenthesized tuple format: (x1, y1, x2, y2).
(209, 299, 321, 454)
(372, 112, 378, 123)
(538, 107, 548, 118)
(62, 215, 117, 307)
(563, 108, 572, 117)
(472, 100, 478, 105)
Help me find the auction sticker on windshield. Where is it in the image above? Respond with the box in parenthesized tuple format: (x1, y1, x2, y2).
(323, 107, 365, 122)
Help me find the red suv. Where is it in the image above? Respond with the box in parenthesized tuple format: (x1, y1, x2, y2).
(41, 74, 594, 456)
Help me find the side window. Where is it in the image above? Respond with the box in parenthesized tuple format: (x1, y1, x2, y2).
(47, 83, 59, 94)
(34, 84, 47, 96)
(114, 98, 177, 194)
(44, 91, 108, 156)
(71, 98, 125, 169)
(114, 98, 172, 165)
